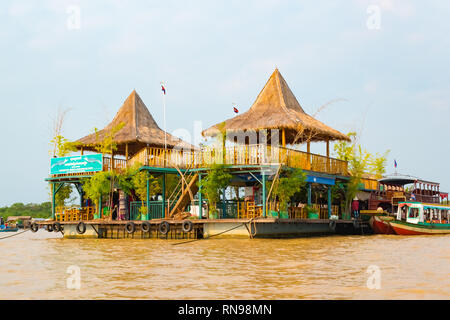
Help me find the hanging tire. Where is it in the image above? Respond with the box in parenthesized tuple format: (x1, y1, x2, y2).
(126, 222, 136, 234)
(47, 224, 53, 232)
(329, 220, 337, 232)
(30, 223, 39, 233)
(141, 221, 151, 233)
(159, 221, 170, 235)
(76, 222, 86, 234)
(53, 222, 61, 232)
(182, 220, 193, 233)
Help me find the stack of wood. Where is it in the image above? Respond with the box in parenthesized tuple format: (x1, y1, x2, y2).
(172, 211, 191, 220)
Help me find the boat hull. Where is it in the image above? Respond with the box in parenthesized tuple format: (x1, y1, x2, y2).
(370, 216, 395, 234)
(389, 221, 450, 235)
(0, 228, 18, 232)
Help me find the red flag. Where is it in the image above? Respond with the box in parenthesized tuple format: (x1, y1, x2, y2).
(233, 107, 239, 113)
(161, 85, 166, 95)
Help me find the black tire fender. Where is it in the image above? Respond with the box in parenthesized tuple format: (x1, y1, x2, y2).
(76, 222, 86, 234)
(30, 223, 39, 233)
(182, 220, 193, 233)
(47, 224, 53, 232)
(329, 220, 337, 231)
(159, 221, 170, 235)
(53, 222, 61, 232)
(126, 222, 136, 234)
(141, 221, 151, 233)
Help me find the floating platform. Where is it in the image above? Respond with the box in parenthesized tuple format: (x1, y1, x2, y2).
(36, 218, 371, 239)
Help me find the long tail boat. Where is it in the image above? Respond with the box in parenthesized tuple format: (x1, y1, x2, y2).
(363, 175, 449, 234)
(0, 226, 18, 232)
(389, 202, 450, 235)
(370, 215, 395, 234)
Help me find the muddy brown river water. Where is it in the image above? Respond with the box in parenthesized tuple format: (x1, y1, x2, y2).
(0, 230, 448, 299)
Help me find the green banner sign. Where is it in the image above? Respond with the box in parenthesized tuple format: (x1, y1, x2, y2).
(50, 154, 103, 175)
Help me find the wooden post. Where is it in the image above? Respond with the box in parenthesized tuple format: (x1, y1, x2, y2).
(262, 171, 267, 218)
(222, 188, 226, 218)
(125, 143, 129, 167)
(146, 174, 150, 220)
(99, 195, 102, 219)
(51, 183, 56, 220)
(328, 187, 332, 218)
(307, 183, 312, 206)
(282, 128, 286, 148)
(326, 139, 330, 172)
(307, 140, 311, 168)
(111, 150, 115, 171)
(80, 147, 84, 156)
(162, 173, 166, 218)
(198, 174, 203, 220)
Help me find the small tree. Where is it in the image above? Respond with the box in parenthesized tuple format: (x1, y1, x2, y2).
(271, 168, 307, 212)
(132, 171, 161, 218)
(334, 133, 380, 215)
(49, 107, 78, 207)
(370, 151, 390, 179)
(93, 122, 125, 155)
(198, 164, 232, 216)
(82, 171, 112, 216)
(116, 163, 141, 196)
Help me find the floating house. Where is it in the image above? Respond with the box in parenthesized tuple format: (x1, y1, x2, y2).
(43, 69, 447, 239)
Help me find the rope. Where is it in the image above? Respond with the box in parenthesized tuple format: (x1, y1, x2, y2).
(172, 220, 252, 246)
(0, 229, 30, 240)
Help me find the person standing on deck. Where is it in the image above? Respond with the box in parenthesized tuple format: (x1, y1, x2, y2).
(352, 199, 359, 219)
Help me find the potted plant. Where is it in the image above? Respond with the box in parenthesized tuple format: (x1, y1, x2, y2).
(305, 205, 319, 219)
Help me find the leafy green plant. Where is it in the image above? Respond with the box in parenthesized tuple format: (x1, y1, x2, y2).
(93, 122, 125, 155)
(132, 171, 161, 218)
(54, 183, 76, 207)
(82, 171, 112, 215)
(198, 164, 232, 216)
(49, 107, 78, 206)
(304, 204, 317, 214)
(334, 132, 385, 214)
(116, 163, 141, 196)
(370, 151, 390, 179)
(271, 167, 307, 212)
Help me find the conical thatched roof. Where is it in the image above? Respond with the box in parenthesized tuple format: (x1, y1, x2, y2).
(202, 69, 350, 144)
(76, 90, 194, 156)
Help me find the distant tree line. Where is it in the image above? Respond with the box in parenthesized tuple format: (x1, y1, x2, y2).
(0, 202, 52, 220)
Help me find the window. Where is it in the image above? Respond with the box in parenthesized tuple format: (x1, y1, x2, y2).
(409, 207, 419, 219)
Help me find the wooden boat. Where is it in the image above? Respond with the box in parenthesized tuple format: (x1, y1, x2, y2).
(0, 227, 18, 232)
(370, 215, 395, 234)
(389, 202, 450, 235)
(360, 210, 395, 234)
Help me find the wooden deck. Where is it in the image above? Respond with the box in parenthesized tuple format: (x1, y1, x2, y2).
(36, 218, 371, 239)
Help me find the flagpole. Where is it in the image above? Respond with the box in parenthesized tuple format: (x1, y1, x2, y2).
(161, 82, 167, 166)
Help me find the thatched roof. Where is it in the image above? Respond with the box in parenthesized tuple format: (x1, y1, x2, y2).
(202, 69, 350, 144)
(76, 90, 194, 156)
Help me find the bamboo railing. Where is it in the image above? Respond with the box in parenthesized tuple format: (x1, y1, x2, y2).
(128, 144, 349, 176)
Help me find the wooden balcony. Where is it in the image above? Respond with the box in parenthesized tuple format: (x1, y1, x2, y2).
(129, 145, 349, 176)
(49, 145, 348, 178)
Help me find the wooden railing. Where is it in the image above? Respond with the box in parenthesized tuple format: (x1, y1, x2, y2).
(128, 145, 349, 176)
(55, 206, 96, 221)
(102, 156, 127, 171)
(361, 178, 379, 190)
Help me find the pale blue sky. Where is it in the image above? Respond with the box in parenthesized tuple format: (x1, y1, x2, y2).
(1, 0, 450, 206)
